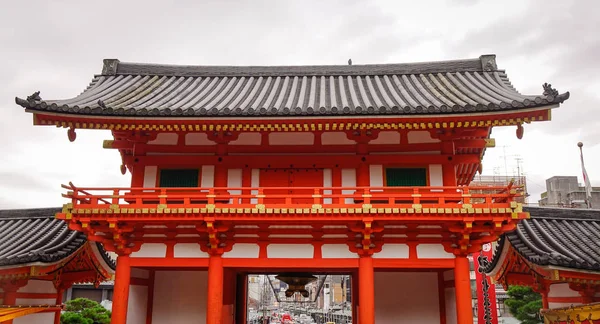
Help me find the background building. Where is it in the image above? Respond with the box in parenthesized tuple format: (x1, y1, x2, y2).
(538, 176, 600, 208)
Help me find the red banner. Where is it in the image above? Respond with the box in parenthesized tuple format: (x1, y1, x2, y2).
(473, 243, 498, 324)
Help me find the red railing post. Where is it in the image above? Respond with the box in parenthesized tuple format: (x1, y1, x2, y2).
(112, 189, 120, 205)
(208, 188, 215, 205)
(313, 188, 322, 207)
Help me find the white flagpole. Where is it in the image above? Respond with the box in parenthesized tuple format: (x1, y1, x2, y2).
(578, 142, 593, 209)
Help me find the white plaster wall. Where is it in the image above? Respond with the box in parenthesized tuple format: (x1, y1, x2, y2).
(131, 268, 150, 279)
(417, 244, 455, 259)
(269, 132, 314, 145)
(267, 244, 314, 258)
(18, 280, 55, 293)
(370, 131, 400, 144)
(148, 133, 178, 145)
(13, 280, 56, 324)
(185, 133, 215, 145)
(228, 168, 243, 196)
(445, 287, 457, 324)
(152, 271, 207, 323)
(143, 166, 158, 188)
(429, 164, 443, 186)
(372, 244, 409, 259)
(223, 244, 260, 258)
(341, 168, 356, 204)
(251, 169, 260, 204)
(548, 283, 581, 297)
(201, 165, 215, 187)
(15, 298, 55, 305)
(321, 132, 354, 145)
(323, 168, 332, 204)
(131, 243, 167, 258)
(127, 285, 148, 324)
(375, 272, 440, 324)
(321, 244, 357, 258)
(230, 132, 262, 145)
(407, 131, 439, 143)
(174, 243, 209, 258)
(369, 165, 383, 190)
(13, 312, 54, 324)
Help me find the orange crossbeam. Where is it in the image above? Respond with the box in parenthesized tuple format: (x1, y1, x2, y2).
(0, 305, 62, 321)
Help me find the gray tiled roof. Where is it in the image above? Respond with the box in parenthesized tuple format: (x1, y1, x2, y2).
(0, 208, 114, 269)
(15, 55, 569, 117)
(486, 206, 600, 272)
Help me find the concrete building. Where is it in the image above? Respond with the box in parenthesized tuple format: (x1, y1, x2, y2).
(538, 176, 600, 208)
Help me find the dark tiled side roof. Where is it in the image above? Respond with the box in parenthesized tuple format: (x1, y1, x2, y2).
(15, 55, 569, 117)
(95, 242, 116, 270)
(0, 208, 115, 270)
(485, 207, 600, 273)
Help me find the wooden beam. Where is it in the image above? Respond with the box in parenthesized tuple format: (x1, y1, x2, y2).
(138, 153, 479, 168)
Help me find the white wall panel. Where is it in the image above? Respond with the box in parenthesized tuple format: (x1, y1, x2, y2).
(323, 168, 332, 204)
(185, 133, 215, 145)
(227, 168, 243, 195)
(372, 244, 409, 259)
(152, 271, 207, 323)
(267, 244, 313, 258)
(230, 132, 262, 145)
(223, 244, 260, 258)
(375, 272, 440, 323)
(429, 164, 443, 186)
(201, 165, 215, 188)
(407, 131, 439, 144)
(143, 166, 158, 188)
(548, 283, 580, 297)
(321, 132, 354, 145)
(321, 244, 357, 258)
(148, 133, 178, 145)
(416, 244, 455, 259)
(341, 169, 356, 204)
(371, 131, 400, 144)
(269, 132, 314, 145)
(131, 243, 167, 258)
(127, 285, 148, 324)
(445, 287, 457, 324)
(174, 243, 209, 258)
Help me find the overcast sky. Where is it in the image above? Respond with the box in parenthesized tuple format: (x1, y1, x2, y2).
(1, 0, 598, 209)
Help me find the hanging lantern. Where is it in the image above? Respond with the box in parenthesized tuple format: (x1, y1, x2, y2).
(275, 273, 318, 298)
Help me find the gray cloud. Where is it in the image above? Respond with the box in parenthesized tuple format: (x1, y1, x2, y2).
(1, 0, 599, 207)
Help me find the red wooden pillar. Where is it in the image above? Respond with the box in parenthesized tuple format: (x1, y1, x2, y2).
(454, 256, 473, 324)
(54, 289, 64, 324)
(351, 272, 358, 324)
(1, 290, 17, 324)
(541, 291, 549, 309)
(111, 254, 131, 324)
(358, 255, 375, 324)
(442, 164, 456, 187)
(146, 270, 155, 324)
(357, 163, 370, 187)
(207, 254, 224, 324)
(437, 271, 447, 324)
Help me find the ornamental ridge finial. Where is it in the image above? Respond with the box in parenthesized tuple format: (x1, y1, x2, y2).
(542, 83, 559, 97)
(27, 91, 41, 102)
(480, 54, 497, 72)
(102, 59, 120, 75)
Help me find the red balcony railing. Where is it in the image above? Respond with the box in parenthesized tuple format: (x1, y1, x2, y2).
(61, 182, 521, 211)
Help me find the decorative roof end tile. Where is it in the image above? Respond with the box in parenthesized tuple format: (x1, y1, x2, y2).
(480, 54, 497, 72)
(102, 59, 120, 75)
